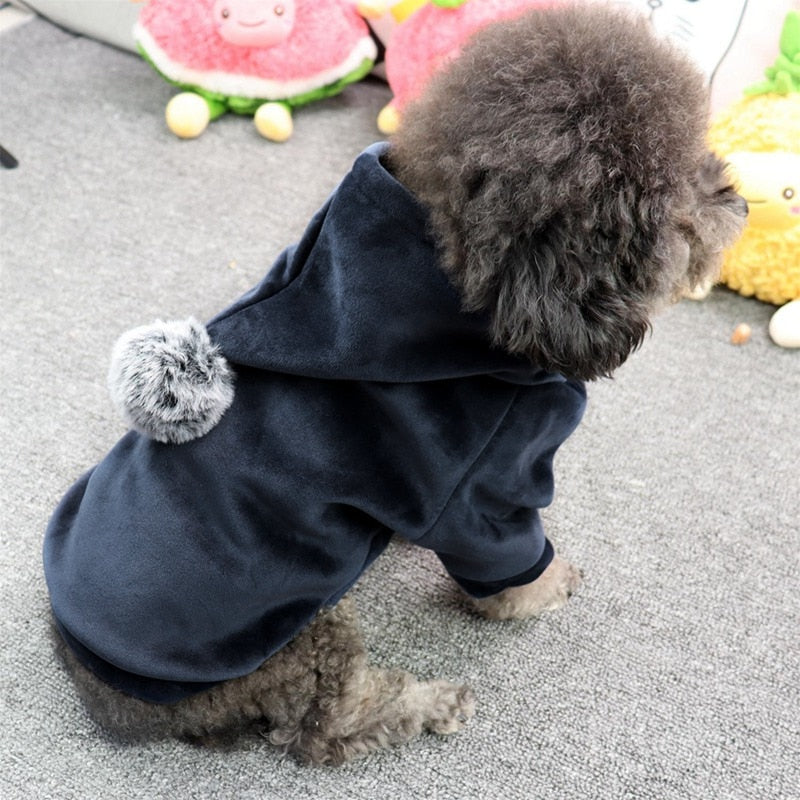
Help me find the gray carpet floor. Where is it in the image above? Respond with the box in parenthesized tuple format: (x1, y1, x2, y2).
(2, 16, 798, 800)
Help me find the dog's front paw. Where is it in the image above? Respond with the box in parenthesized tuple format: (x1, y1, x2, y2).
(422, 682, 476, 735)
(683, 277, 715, 301)
(108, 317, 235, 444)
(471, 556, 582, 621)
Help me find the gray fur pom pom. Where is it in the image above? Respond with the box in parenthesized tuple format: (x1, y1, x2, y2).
(108, 318, 235, 444)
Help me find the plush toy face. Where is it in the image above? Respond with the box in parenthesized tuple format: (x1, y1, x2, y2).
(727, 151, 800, 232)
(212, 0, 296, 48)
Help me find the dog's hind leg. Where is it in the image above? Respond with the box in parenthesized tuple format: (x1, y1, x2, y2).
(55, 597, 473, 764)
(267, 598, 475, 765)
(274, 666, 476, 765)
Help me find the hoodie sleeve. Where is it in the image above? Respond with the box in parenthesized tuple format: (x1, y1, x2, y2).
(416, 379, 586, 598)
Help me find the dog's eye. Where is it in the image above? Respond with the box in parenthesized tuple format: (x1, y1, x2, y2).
(784, 187, 796, 200)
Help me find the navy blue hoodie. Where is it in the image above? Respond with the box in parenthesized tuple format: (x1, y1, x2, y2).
(44, 144, 586, 704)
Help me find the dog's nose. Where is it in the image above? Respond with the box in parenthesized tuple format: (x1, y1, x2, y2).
(735, 195, 749, 217)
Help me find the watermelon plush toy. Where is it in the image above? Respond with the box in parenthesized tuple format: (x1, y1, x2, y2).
(135, 0, 379, 141)
(377, 0, 552, 134)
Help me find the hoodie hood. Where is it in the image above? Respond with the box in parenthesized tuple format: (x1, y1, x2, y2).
(206, 143, 555, 386)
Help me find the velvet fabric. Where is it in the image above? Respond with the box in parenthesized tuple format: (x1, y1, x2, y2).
(43, 144, 586, 704)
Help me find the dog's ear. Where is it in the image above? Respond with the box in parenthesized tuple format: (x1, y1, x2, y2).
(473, 219, 658, 382)
(483, 153, 747, 380)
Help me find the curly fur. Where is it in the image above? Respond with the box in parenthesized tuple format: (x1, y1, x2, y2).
(108, 317, 235, 443)
(62, 3, 748, 765)
(389, 3, 747, 380)
(54, 598, 475, 766)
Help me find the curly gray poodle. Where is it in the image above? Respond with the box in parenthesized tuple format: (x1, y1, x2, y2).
(45, 2, 746, 766)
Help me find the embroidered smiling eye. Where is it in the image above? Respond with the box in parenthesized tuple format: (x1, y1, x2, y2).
(783, 187, 796, 200)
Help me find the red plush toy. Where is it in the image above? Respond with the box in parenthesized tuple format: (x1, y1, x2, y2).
(375, 0, 553, 134)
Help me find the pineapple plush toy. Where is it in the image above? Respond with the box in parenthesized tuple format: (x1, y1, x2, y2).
(707, 11, 800, 347)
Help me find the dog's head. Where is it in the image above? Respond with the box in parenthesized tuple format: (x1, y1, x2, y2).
(389, 4, 747, 381)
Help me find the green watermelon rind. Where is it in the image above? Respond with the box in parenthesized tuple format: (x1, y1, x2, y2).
(137, 44, 375, 116)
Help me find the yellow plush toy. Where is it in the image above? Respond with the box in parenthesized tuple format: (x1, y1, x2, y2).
(706, 11, 800, 348)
